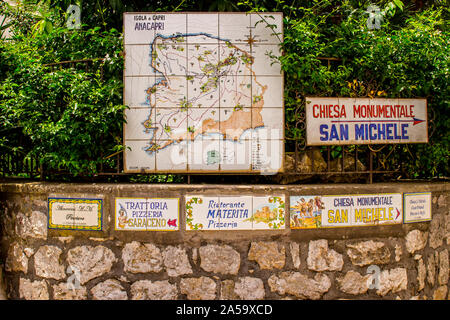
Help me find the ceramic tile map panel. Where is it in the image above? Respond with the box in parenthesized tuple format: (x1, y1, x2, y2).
(123, 13, 284, 173)
(185, 195, 285, 230)
(403, 192, 432, 223)
(290, 194, 403, 229)
(115, 197, 179, 231)
(48, 198, 102, 231)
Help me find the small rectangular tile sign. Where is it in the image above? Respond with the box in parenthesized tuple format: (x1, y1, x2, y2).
(115, 197, 179, 231)
(290, 193, 403, 229)
(48, 198, 102, 231)
(403, 192, 432, 223)
(185, 195, 285, 231)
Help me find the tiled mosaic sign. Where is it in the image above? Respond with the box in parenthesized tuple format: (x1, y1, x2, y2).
(48, 198, 102, 231)
(115, 197, 179, 231)
(185, 195, 285, 230)
(123, 12, 284, 173)
(290, 193, 403, 229)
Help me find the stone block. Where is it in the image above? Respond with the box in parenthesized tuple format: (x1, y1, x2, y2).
(199, 244, 240, 275)
(19, 278, 49, 300)
(336, 270, 371, 295)
(248, 242, 285, 270)
(308, 239, 343, 271)
(67, 245, 116, 284)
(91, 279, 128, 300)
(163, 246, 193, 277)
(122, 241, 162, 274)
(131, 280, 178, 300)
(5, 242, 28, 273)
(234, 277, 265, 300)
(34, 245, 66, 280)
(405, 230, 428, 254)
(268, 272, 331, 300)
(180, 277, 216, 300)
(346, 240, 391, 267)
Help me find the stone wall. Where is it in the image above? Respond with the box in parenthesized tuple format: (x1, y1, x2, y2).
(0, 182, 448, 300)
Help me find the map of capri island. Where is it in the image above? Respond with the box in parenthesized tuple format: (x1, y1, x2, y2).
(123, 13, 284, 173)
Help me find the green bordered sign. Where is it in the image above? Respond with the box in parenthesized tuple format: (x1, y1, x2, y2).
(48, 198, 103, 231)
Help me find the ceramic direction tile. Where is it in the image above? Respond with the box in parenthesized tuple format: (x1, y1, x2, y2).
(290, 194, 403, 229)
(398, 98, 428, 143)
(115, 197, 179, 231)
(252, 195, 285, 230)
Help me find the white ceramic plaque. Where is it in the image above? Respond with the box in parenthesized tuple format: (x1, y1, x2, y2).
(403, 192, 432, 223)
(115, 197, 179, 231)
(186, 195, 285, 230)
(48, 198, 102, 230)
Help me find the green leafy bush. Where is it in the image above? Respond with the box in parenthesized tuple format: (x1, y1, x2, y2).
(0, 25, 126, 175)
